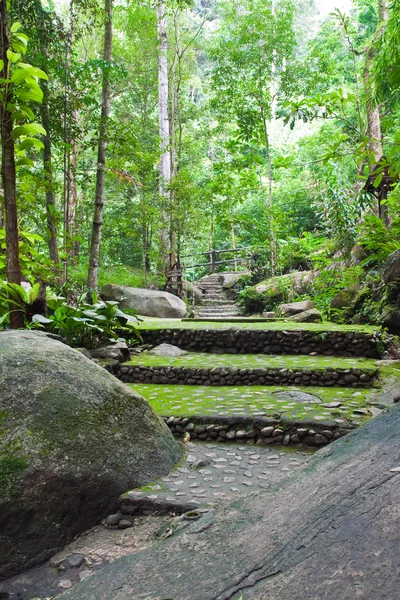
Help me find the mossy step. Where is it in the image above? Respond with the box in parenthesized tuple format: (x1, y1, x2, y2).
(131, 383, 374, 425)
(129, 383, 376, 447)
(136, 318, 380, 334)
(124, 352, 377, 372)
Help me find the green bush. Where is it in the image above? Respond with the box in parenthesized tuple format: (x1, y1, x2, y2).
(68, 264, 163, 290)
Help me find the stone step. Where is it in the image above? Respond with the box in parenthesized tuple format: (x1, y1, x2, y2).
(199, 300, 237, 306)
(116, 353, 378, 388)
(137, 321, 383, 358)
(129, 383, 377, 448)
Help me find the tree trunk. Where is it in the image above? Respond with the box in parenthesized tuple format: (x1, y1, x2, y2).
(87, 0, 113, 289)
(0, 1, 24, 328)
(41, 80, 60, 264)
(363, 2, 389, 225)
(260, 108, 275, 275)
(156, 0, 171, 274)
(68, 107, 79, 261)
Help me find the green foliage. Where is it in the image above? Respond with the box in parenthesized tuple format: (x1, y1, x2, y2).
(238, 275, 295, 314)
(33, 293, 141, 349)
(0, 280, 40, 327)
(309, 266, 364, 318)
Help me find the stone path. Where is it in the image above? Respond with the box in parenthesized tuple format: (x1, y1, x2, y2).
(117, 441, 312, 517)
(195, 273, 240, 318)
(0, 441, 311, 600)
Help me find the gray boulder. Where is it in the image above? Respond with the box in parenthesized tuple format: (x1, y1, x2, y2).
(380, 305, 400, 333)
(61, 399, 400, 600)
(331, 284, 363, 310)
(383, 249, 400, 284)
(90, 341, 130, 363)
(0, 330, 180, 578)
(101, 284, 186, 318)
(278, 300, 314, 316)
(182, 280, 203, 303)
(149, 344, 188, 357)
(288, 308, 322, 323)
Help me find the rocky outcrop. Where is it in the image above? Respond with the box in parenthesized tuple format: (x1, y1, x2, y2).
(182, 280, 203, 303)
(90, 341, 131, 362)
(148, 343, 188, 357)
(380, 304, 400, 333)
(100, 284, 186, 318)
(288, 308, 322, 323)
(331, 284, 364, 310)
(278, 300, 315, 316)
(382, 249, 400, 284)
(0, 331, 180, 579)
(61, 402, 400, 600)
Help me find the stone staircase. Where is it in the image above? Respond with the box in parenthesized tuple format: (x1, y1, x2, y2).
(195, 273, 240, 318)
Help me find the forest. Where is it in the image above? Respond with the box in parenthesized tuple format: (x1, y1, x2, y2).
(0, 0, 400, 334)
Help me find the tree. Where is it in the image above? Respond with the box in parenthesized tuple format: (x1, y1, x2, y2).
(210, 0, 296, 273)
(156, 0, 171, 274)
(87, 0, 113, 289)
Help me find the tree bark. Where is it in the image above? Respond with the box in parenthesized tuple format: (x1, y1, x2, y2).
(68, 106, 80, 261)
(0, 1, 24, 328)
(363, 0, 389, 225)
(87, 0, 113, 289)
(41, 79, 61, 264)
(156, 0, 171, 274)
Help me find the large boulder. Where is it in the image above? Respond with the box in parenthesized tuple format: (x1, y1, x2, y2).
(100, 284, 186, 318)
(288, 308, 323, 323)
(0, 331, 180, 579)
(278, 299, 315, 316)
(182, 280, 203, 303)
(382, 249, 400, 284)
(331, 284, 363, 310)
(380, 305, 400, 333)
(62, 400, 400, 600)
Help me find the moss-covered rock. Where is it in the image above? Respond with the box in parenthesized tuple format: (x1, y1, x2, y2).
(330, 284, 364, 310)
(0, 330, 181, 579)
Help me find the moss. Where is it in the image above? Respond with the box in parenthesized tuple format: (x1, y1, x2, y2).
(130, 383, 375, 427)
(0, 455, 27, 499)
(124, 351, 378, 372)
(136, 317, 380, 334)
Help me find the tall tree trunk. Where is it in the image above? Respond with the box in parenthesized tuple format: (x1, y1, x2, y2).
(260, 107, 275, 275)
(0, 1, 24, 328)
(156, 0, 171, 274)
(87, 0, 113, 289)
(363, 0, 389, 225)
(68, 107, 79, 261)
(37, 3, 60, 265)
(41, 81, 60, 264)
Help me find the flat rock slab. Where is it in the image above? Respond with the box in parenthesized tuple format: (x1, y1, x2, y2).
(119, 442, 310, 513)
(272, 391, 321, 404)
(61, 403, 400, 600)
(148, 343, 188, 357)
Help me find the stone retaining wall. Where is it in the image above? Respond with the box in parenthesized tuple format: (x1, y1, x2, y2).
(115, 364, 377, 388)
(162, 415, 354, 448)
(139, 328, 381, 358)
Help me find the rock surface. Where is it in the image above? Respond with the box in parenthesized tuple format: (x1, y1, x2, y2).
(148, 343, 188, 357)
(278, 300, 314, 316)
(90, 341, 130, 363)
(382, 249, 400, 284)
(380, 304, 400, 333)
(0, 330, 180, 579)
(61, 403, 400, 600)
(182, 280, 203, 303)
(100, 284, 186, 318)
(288, 308, 322, 323)
(331, 284, 363, 310)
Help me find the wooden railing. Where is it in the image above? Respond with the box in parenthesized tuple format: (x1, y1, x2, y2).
(181, 247, 249, 274)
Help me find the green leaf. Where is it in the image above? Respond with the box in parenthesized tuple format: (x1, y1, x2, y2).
(6, 50, 21, 63)
(16, 138, 45, 151)
(14, 88, 43, 103)
(11, 22, 23, 33)
(32, 314, 53, 324)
